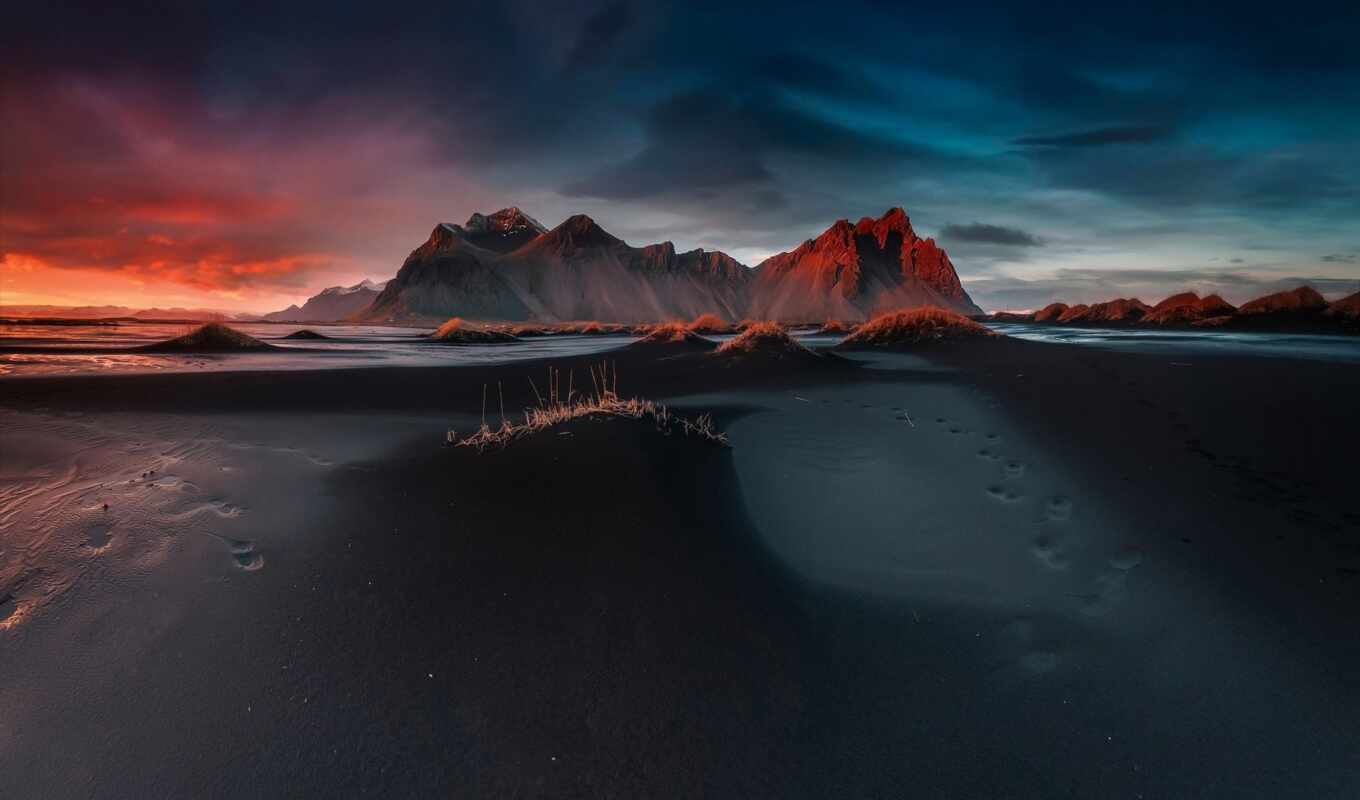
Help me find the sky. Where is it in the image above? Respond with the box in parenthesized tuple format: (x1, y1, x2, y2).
(4, 0, 1359, 313)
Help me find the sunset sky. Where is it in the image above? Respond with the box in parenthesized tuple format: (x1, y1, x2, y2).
(4, 1, 1358, 313)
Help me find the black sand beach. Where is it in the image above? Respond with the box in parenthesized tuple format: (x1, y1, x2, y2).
(2, 339, 1358, 797)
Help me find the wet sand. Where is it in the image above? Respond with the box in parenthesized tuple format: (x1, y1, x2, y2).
(1, 340, 1357, 797)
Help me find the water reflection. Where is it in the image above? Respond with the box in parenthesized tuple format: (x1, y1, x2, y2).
(0, 322, 636, 376)
(986, 322, 1360, 363)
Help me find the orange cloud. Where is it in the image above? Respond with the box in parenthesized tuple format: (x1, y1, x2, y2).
(1, 74, 481, 311)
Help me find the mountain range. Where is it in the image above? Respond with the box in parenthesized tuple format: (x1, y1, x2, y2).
(261, 279, 387, 322)
(346, 206, 981, 325)
(990, 286, 1359, 333)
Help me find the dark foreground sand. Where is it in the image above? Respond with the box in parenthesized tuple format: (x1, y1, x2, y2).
(1, 339, 1357, 797)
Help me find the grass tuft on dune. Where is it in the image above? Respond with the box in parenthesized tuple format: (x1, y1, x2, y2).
(559, 320, 628, 335)
(714, 321, 816, 360)
(815, 319, 855, 336)
(686, 313, 732, 334)
(454, 362, 727, 451)
(837, 307, 996, 348)
(430, 318, 519, 344)
(629, 322, 715, 350)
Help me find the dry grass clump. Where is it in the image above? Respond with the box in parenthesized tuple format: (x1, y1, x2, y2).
(686, 313, 732, 334)
(508, 323, 552, 337)
(628, 322, 716, 350)
(837, 307, 997, 348)
(431, 317, 519, 344)
(142, 323, 274, 351)
(714, 321, 814, 359)
(558, 320, 627, 335)
(453, 362, 727, 452)
(815, 319, 855, 335)
(637, 322, 690, 342)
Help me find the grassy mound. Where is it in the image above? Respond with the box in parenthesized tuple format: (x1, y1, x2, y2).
(837, 307, 997, 349)
(713, 321, 817, 361)
(815, 319, 855, 335)
(628, 322, 716, 351)
(430, 318, 519, 344)
(560, 321, 628, 335)
(141, 323, 275, 352)
(508, 323, 553, 337)
(686, 313, 732, 334)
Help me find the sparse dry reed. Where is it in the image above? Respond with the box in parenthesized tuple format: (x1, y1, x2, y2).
(453, 361, 727, 452)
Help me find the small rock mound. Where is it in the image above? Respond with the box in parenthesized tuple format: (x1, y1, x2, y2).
(142, 323, 275, 352)
(1238, 286, 1327, 315)
(1033, 303, 1069, 322)
(714, 321, 818, 361)
(1055, 304, 1090, 323)
(1325, 290, 1360, 319)
(282, 328, 329, 340)
(837, 307, 997, 349)
(1144, 293, 1238, 325)
(430, 318, 519, 344)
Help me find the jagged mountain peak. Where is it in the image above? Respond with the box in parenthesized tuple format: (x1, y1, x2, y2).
(464, 207, 547, 236)
(360, 203, 981, 325)
(538, 214, 622, 251)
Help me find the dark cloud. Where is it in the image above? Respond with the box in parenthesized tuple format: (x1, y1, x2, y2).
(757, 52, 887, 103)
(1013, 126, 1174, 148)
(563, 86, 962, 205)
(562, 1, 633, 72)
(4, 0, 1359, 309)
(940, 223, 1042, 247)
(1321, 253, 1358, 263)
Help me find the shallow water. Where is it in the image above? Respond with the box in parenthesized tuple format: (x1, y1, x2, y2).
(986, 321, 1360, 362)
(5, 320, 1356, 379)
(0, 323, 636, 376)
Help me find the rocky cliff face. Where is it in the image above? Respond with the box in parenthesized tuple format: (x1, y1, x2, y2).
(989, 285, 1356, 335)
(360, 212, 753, 324)
(1143, 293, 1236, 325)
(748, 208, 981, 321)
(1237, 286, 1327, 315)
(354, 206, 981, 324)
(456, 207, 548, 253)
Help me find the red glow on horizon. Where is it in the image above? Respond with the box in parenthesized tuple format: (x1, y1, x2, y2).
(1, 75, 483, 312)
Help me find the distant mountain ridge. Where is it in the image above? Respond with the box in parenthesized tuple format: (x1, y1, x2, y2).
(262, 279, 388, 322)
(991, 286, 1359, 334)
(0, 305, 235, 321)
(355, 206, 981, 324)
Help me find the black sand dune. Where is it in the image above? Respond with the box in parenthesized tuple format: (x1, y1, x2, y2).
(280, 328, 330, 340)
(2, 334, 1359, 797)
(138, 323, 276, 352)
